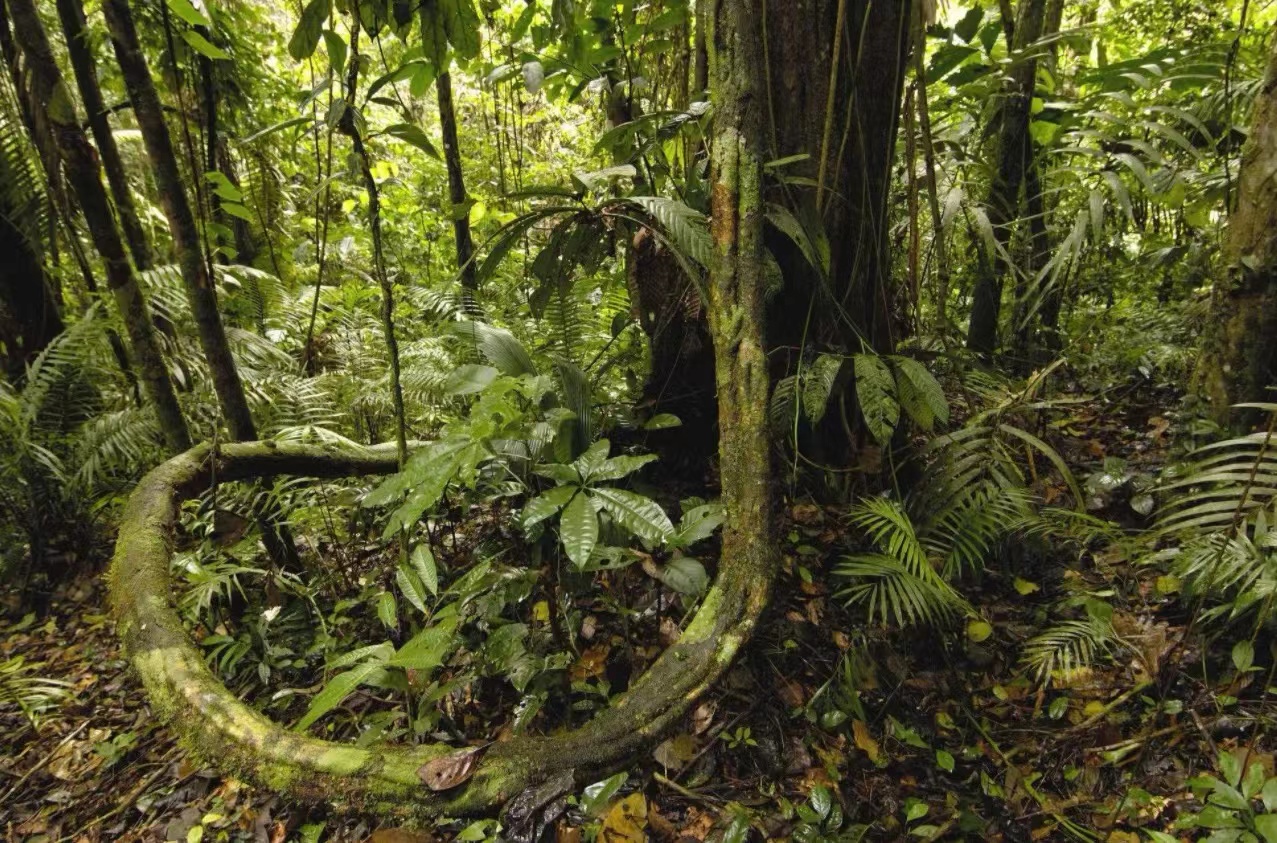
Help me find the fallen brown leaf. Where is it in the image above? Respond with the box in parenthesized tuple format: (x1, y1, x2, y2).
(416, 746, 484, 791)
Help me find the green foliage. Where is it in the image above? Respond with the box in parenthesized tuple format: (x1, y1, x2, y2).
(1171, 754, 1277, 842)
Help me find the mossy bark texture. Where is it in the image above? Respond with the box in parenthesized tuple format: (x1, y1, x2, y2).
(966, 0, 1047, 356)
(112, 0, 777, 816)
(1201, 36, 1277, 424)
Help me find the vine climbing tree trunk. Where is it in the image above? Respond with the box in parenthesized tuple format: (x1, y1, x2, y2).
(338, 20, 408, 468)
(1200, 34, 1277, 425)
(966, 0, 1047, 357)
(436, 71, 477, 304)
(5, 0, 190, 453)
(110, 0, 778, 818)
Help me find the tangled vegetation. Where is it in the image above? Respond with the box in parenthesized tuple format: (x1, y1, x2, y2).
(2, 0, 1277, 840)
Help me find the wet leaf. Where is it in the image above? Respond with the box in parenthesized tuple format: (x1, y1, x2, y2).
(417, 746, 484, 791)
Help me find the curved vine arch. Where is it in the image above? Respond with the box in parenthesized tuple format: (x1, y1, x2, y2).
(110, 0, 772, 817)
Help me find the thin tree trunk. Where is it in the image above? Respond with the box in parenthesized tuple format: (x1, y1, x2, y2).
(966, 0, 1047, 356)
(102, 0, 257, 444)
(104, 0, 299, 566)
(338, 21, 407, 468)
(912, 4, 950, 333)
(55, 0, 153, 272)
(435, 71, 477, 304)
(6, 0, 190, 452)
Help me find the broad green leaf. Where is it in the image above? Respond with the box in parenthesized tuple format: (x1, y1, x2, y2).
(522, 485, 576, 529)
(1220, 752, 1244, 789)
(590, 454, 658, 483)
(590, 487, 674, 544)
(644, 413, 682, 430)
(560, 492, 598, 569)
(411, 544, 438, 596)
(167, 0, 211, 28)
(581, 772, 627, 817)
(289, 0, 330, 60)
(802, 354, 843, 425)
(1232, 640, 1254, 673)
(954, 6, 983, 42)
(533, 462, 580, 484)
(182, 31, 229, 60)
(854, 353, 899, 446)
(241, 116, 311, 144)
(656, 557, 708, 596)
(936, 750, 955, 772)
(219, 202, 253, 221)
(445, 364, 498, 395)
(327, 641, 394, 669)
(1255, 815, 1277, 843)
(322, 29, 347, 75)
(376, 590, 398, 628)
(673, 502, 725, 548)
(296, 659, 383, 731)
(440, 0, 480, 59)
(571, 439, 611, 481)
(890, 357, 947, 431)
(573, 165, 637, 192)
(389, 615, 459, 670)
(383, 123, 440, 159)
(626, 195, 712, 268)
(396, 564, 429, 614)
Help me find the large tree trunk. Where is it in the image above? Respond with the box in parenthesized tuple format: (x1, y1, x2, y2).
(763, 0, 910, 356)
(759, 0, 910, 469)
(436, 71, 477, 303)
(109, 0, 777, 818)
(1201, 36, 1277, 424)
(6, 0, 190, 453)
(102, 0, 257, 444)
(54, 0, 153, 272)
(966, 0, 1047, 356)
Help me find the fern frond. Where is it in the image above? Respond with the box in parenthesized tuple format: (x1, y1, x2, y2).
(1022, 615, 1116, 684)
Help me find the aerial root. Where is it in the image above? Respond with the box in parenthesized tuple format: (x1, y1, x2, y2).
(110, 440, 774, 817)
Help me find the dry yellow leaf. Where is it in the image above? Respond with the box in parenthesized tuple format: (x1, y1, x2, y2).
(600, 792, 647, 843)
(852, 720, 881, 763)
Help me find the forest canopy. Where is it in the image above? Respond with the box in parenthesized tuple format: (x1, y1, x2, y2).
(2, 0, 1277, 840)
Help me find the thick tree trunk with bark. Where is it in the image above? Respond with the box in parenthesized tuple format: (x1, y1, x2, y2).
(102, 0, 257, 444)
(1201, 37, 1277, 424)
(110, 0, 777, 818)
(755, 0, 910, 470)
(436, 71, 477, 301)
(6, 0, 190, 453)
(55, 0, 153, 272)
(966, 0, 1047, 356)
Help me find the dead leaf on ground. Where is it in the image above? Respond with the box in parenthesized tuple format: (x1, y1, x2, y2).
(416, 746, 484, 791)
(570, 644, 611, 682)
(600, 792, 647, 842)
(852, 720, 881, 764)
(691, 700, 716, 735)
(653, 734, 697, 770)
